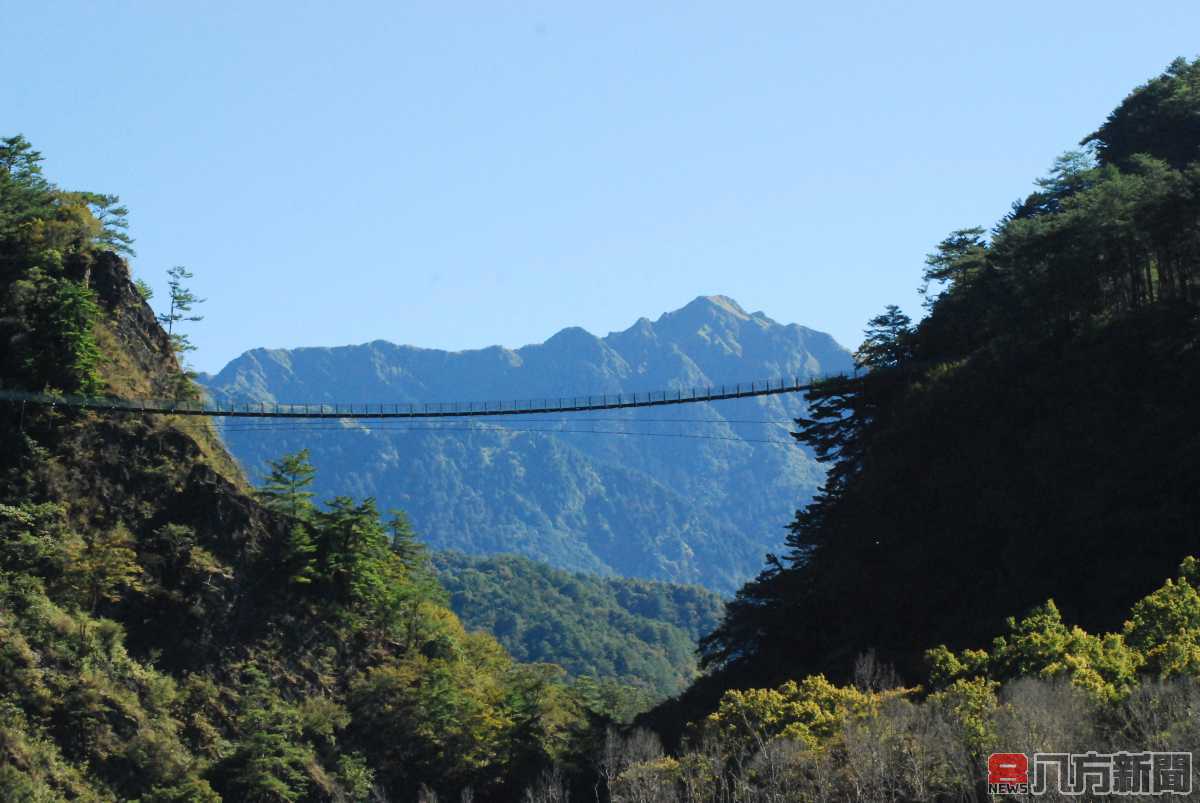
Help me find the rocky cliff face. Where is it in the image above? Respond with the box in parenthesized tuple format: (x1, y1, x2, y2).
(201, 296, 854, 592)
(1, 252, 287, 667)
(92, 254, 174, 371)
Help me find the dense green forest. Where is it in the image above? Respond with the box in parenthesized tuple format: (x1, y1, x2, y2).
(433, 552, 724, 698)
(668, 55, 1200, 708)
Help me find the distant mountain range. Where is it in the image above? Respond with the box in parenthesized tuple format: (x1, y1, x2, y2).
(199, 296, 854, 593)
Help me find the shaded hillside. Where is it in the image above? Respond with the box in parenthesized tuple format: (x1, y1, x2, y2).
(646, 58, 1200, 742)
(200, 298, 852, 592)
(0, 135, 619, 802)
(433, 551, 724, 697)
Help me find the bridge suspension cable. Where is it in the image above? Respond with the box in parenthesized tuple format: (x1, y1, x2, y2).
(0, 376, 823, 419)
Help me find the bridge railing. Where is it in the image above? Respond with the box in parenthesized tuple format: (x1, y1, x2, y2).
(0, 375, 828, 418)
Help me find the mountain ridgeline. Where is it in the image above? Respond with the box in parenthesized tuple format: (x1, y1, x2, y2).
(200, 297, 853, 593)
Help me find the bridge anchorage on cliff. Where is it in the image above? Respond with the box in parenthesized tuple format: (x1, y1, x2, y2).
(0, 376, 825, 419)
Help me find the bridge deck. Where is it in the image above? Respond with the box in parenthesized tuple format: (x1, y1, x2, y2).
(0, 377, 822, 419)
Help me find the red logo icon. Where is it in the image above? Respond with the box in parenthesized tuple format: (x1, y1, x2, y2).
(988, 753, 1029, 785)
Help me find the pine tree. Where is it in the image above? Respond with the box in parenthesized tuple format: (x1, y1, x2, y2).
(920, 227, 987, 304)
(388, 509, 427, 572)
(852, 305, 913, 370)
(158, 266, 204, 354)
(258, 450, 317, 521)
(258, 450, 319, 587)
(313, 497, 392, 609)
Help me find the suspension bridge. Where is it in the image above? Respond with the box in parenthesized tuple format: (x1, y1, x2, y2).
(0, 376, 825, 420)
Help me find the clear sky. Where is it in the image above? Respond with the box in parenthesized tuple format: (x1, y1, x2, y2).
(3, 2, 1198, 373)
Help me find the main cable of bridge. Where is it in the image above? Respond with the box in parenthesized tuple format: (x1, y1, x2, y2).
(0, 376, 825, 419)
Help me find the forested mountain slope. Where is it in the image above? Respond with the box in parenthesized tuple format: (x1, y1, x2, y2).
(433, 551, 724, 698)
(0, 135, 621, 802)
(610, 555, 1200, 801)
(200, 298, 853, 593)
(650, 58, 1200, 740)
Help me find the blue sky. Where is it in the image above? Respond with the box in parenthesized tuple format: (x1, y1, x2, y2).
(3, 2, 1198, 373)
